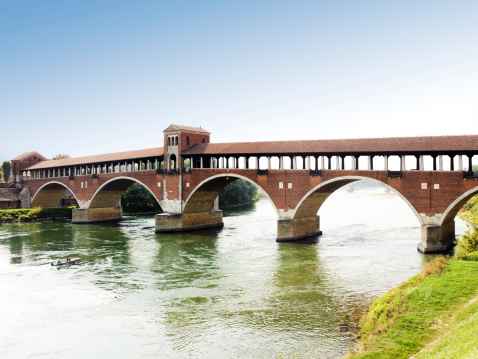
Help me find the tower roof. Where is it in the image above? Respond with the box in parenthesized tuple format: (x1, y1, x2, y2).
(164, 124, 210, 134)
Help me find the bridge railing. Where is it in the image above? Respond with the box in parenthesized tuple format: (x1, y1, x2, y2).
(387, 170, 402, 178)
(463, 171, 478, 179)
(309, 169, 322, 176)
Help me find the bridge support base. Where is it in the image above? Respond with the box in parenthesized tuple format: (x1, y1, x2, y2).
(418, 221, 455, 253)
(155, 211, 224, 232)
(72, 207, 123, 223)
(277, 216, 322, 242)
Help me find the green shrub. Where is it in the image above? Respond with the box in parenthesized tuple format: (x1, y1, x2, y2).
(464, 251, 478, 261)
(455, 224, 478, 260)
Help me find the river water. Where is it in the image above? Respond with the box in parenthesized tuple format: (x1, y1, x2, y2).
(0, 185, 467, 358)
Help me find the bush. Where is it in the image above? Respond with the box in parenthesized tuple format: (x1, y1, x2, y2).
(464, 251, 478, 261)
(455, 224, 478, 260)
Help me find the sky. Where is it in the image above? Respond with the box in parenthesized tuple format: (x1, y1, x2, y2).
(1, 0, 478, 161)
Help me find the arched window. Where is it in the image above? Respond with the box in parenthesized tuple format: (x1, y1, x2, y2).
(202, 138, 205, 143)
(175, 136, 178, 146)
(170, 154, 177, 170)
(168, 137, 171, 146)
(187, 136, 190, 145)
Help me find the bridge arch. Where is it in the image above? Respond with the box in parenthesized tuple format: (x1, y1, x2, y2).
(183, 174, 279, 216)
(88, 176, 162, 210)
(31, 181, 79, 208)
(292, 176, 425, 225)
(440, 185, 478, 226)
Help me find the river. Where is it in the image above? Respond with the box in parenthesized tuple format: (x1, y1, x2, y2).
(0, 185, 468, 358)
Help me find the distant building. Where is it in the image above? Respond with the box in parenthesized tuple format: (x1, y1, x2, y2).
(0, 188, 21, 209)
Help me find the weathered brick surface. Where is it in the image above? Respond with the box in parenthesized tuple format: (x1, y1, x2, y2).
(24, 169, 478, 223)
(27, 171, 164, 208)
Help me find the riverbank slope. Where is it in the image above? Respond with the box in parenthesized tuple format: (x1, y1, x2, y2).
(347, 194, 478, 358)
(345, 257, 478, 358)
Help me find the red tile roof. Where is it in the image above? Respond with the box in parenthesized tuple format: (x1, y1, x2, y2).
(11, 151, 48, 161)
(24, 147, 164, 170)
(164, 124, 210, 134)
(181, 135, 478, 156)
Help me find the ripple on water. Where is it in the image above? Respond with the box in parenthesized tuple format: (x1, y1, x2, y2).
(0, 190, 460, 358)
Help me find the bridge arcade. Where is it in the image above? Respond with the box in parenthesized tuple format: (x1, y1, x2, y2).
(10, 125, 478, 253)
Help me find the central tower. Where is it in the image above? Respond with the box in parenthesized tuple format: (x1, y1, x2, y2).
(163, 124, 210, 174)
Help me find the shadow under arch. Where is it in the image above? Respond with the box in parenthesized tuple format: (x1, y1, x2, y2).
(183, 174, 279, 216)
(88, 176, 162, 210)
(292, 176, 425, 226)
(440, 185, 478, 226)
(31, 181, 79, 208)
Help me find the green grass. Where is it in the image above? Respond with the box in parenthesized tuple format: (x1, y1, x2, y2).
(414, 300, 478, 358)
(0, 206, 75, 222)
(346, 258, 478, 359)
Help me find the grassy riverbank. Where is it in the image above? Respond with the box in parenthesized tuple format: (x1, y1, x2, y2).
(347, 195, 478, 358)
(0, 207, 75, 222)
(346, 257, 478, 358)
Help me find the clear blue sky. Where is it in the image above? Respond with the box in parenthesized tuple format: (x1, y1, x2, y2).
(1, 0, 477, 160)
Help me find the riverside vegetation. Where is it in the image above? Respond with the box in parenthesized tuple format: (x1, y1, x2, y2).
(346, 194, 478, 359)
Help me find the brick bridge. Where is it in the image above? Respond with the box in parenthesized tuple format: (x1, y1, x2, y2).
(10, 124, 478, 253)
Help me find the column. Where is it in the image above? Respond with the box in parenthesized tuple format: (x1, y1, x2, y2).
(458, 155, 463, 171)
(468, 155, 473, 172)
(279, 156, 284, 170)
(200, 157, 203, 169)
(306, 156, 311, 170)
(293, 156, 297, 170)
(220, 157, 224, 169)
(419, 155, 424, 171)
(256, 157, 260, 170)
(401, 155, 406, 171)
(321, 156, 325, 170)
(384, 155, 388, 171)
(439, 155, 443, 171)
(368, 156, 372, 170)
(336, 156, 340, 170)
(267, 157, 271, 170)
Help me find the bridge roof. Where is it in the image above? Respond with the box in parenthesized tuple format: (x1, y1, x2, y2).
(24, 147, 164, 170)
(181, 135, 478, 156)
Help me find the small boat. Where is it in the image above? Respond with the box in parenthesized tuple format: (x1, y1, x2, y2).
(51, 258, 81, 266)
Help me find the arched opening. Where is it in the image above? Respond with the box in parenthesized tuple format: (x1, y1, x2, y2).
(202, 138, 205, 143)
(293, 176, 423, 225)
(186, 136, 190, 145)
(440, 187, 478, 226)
(89, 177, 162, 211)
(169, 154, 177, 170)
(31, 182, 79, 208)
(183, 174, 278, 216)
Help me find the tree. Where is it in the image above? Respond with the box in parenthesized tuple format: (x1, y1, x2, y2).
(121, 183, 161, 213)
(52, 154, 71, 160)
(2, 161, 11, 182)
(219, 179, 260, 207)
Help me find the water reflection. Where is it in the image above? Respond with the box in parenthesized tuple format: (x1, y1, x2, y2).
(0, 187, 470, 358)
